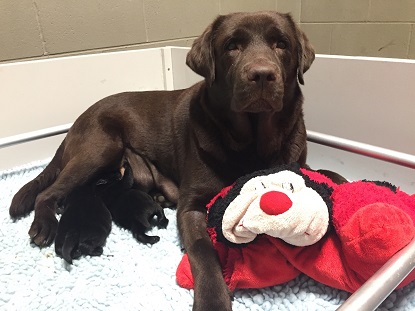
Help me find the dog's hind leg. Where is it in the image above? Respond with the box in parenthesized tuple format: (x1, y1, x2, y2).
(9, 142, 65, 219)
(125, 148, 179, 207)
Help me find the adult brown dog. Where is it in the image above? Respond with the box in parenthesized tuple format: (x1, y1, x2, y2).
(10, 11, 314, 311)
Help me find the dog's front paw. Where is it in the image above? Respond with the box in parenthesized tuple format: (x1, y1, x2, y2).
(28, 210, 58, 247)
(193, 285, 232, 311)
(192, 272, 232, 311)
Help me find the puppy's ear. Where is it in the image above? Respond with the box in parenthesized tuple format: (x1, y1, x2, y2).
(296, 27, 315, 85)
(186, 21, 215, 85)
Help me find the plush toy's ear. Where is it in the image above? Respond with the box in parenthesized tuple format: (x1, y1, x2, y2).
(186, 18, 218, 86)
(295, 24, 315, 85)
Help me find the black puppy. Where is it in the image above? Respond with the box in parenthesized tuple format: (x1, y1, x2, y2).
(101, 163, 169, 245)
(55, 163, 169, 263)
(55, 181, 113, 264)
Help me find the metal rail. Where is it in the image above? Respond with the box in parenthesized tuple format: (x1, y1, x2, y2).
(307, 130, 415, 169)
(0, 123, 72, 149)
(337, 238, 415, 311)
(2, 126, 415, 170)
(1, 124, 415, 311)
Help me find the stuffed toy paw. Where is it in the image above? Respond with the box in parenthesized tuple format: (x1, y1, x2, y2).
(176, 163, 415, 293)
(331, 181, 415, 285)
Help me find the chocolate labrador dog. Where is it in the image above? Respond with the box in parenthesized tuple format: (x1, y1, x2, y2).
(9, 11, 314, 311)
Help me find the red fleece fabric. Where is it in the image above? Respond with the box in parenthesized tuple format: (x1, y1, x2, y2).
(176, 170, 415, 293)
(277, 203, 415, 292)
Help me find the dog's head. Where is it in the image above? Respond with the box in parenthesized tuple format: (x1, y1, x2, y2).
(186, 11, 315, 113)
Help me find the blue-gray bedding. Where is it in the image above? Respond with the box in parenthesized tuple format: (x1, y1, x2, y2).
(1, 160, 414, 311)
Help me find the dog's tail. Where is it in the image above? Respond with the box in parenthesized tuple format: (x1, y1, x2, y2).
(9, 140, 65, 219)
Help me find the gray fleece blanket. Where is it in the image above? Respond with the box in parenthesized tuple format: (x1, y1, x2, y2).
(1, 160, 415, 311)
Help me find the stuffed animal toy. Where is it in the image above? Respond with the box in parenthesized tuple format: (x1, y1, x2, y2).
(176, 163, 415, 293)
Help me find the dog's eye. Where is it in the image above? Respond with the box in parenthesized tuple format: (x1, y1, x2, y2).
(225, 41, 239, 51)
(275, 41, 287, 50)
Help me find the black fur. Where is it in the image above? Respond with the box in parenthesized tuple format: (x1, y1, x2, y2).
(100, 163, 169, 245)
(55, 185, 112, 264)
(55, 163, 169, 263)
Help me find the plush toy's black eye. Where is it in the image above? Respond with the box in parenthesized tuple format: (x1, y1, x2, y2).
(282, 182, 294, 192)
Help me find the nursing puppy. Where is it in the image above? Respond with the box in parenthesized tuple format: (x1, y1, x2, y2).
(100, 162, 169, 245)
(55, 181, 112, 264)
(56, 164, 168, 263)
(10, 11, 314, 310)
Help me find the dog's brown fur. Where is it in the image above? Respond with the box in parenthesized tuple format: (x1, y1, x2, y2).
(10, 11, 314, 311)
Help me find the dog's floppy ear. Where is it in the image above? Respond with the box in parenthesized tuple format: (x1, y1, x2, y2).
(186, 21, 216, 85)
(296, 27, 315, 85)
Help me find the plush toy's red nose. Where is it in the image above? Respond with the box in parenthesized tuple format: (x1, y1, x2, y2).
(260, 191, 293, 215)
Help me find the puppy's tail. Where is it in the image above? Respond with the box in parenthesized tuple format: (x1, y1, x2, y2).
(9, 141, 65, 219)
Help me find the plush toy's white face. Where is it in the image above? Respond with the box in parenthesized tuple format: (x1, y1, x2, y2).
(222, 170, 329, 246)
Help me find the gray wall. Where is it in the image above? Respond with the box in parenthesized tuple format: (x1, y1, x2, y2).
(1, 0, 415, 63)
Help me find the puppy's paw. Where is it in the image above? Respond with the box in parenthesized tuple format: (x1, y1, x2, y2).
(150, 209, 169, 229)
(55, 212, 111, 264)
(55, 234, 103, 264)
(133, 232, 160, 245)
(137, 208, 168, 243)
(55, 229, 79, 264)
(111, 189, 169, 245)
(28, 211, 58, 247)
(126, 209, 167, 245)
(55, 228, 109, 264)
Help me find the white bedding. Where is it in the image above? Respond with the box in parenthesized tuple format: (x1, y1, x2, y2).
(1, 160, 414, 311)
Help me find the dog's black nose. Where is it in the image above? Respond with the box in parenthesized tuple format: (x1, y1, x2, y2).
(247, 66, 277, 83)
